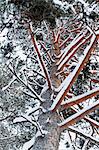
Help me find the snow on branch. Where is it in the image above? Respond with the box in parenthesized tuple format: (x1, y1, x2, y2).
(57, 31, 87, 67)
(22, 136, 36, 150)
(22, 129, 48, 150)
(2, 76, 16, 91)
(71, 107, 99, 128)
(13, 115, 37, 127)
(0, 111, 15, 122)
(50, 34, 96, 112)
(59, 35, 72, 49)
(67, 126, 99, 144)
(58, 34, 92, 71)
(61, 87, 99, 109)
(8, 65, 44, 102)
(39, 41, 52, 61)
(29, 24, 52, 89)
(54, 30, 60, 44)
(84, 116, 99, 128)
(58, 100, 99, 129)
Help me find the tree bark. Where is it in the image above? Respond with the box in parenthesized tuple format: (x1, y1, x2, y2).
(32, 89, 61, 150)
(32, 42, 62, 150)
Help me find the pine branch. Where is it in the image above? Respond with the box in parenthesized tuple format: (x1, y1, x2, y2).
(61, 87, 99, 109)
(29, 25, 52, 89)
(58, 34, 92, 71)
(58, 101, 99, 128)
(50, 34, 96, 111)
(57, 30, 87, 66)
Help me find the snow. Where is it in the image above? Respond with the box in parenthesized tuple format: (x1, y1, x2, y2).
(22, 130, 48, 150)
(57, 31, 85, 66)
(22, 136, 35, 150)
(6, 0, 8, 5)
(13, 117, 26, 123)
(13, 115, 37, 127)
(22, 130, 42, 150)
(58, 100, 99, 127)
(53, 0, 63, 6)
(59, 130, 75, 150)
(58, 36, 88, 71)
(14, 46, 27, 61)
(2, 76, 16, 91)
(40, 83, 49, 96)
(0, 28, 8, 43)
(61, 87, 99, 106)
(68, 126, 99, 143)
(75, 0, 88, 7)
(53, 0, 76, 14)
(50, 34, 96, 111)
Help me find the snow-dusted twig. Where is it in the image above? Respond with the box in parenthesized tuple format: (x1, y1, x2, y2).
(0, 110, 15, 122)
(32, 114, 44, 136)
(67, 126, 99, 145)
(2, 76, 16, 91)
(8, 65, 44, 102)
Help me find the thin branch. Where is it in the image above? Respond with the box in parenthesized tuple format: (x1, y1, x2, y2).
(59, 35, 72, 49)
(29, 24, 52, 89)
(67, 126, 99, 145)
(8, 65, 43, 102)
(0, 111, 15, 122)
(71, 107, 99, 128)
(39, 41, 52, 61)
(57, 30, 87, 66)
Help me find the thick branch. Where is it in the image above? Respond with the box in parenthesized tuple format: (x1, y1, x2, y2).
(58, 101, 99, 128)
(61, 87, 99, 109)
(50, 34, 96, 112)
